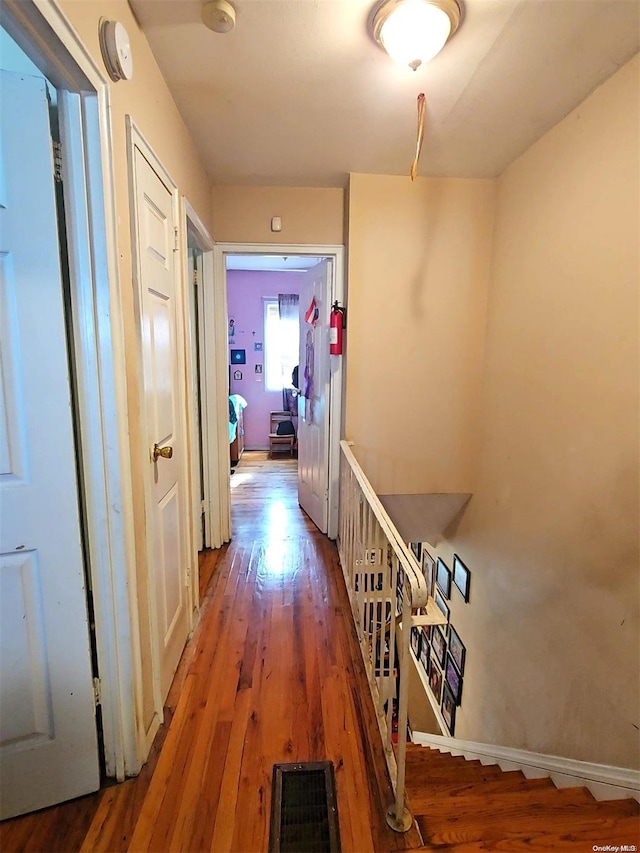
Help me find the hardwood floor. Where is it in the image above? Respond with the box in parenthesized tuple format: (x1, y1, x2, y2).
(1, 452, 421, 852)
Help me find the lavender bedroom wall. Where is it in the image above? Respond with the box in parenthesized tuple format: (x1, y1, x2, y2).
(227, 269, 302, 450)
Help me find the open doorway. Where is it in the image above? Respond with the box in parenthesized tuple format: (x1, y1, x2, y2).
(226, 256, 319, 533)
(226, 254, 321, 464)
(209, 243, 344, 540)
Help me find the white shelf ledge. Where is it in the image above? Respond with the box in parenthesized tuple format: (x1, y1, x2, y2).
(378, 493, 471, 546)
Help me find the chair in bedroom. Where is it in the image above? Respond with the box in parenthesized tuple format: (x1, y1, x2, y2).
(268, 411, 295, 458)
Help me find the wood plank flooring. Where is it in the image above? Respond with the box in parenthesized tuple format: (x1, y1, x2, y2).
(1, 452, 421, 852)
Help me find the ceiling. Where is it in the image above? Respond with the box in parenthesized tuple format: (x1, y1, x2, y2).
(226, 254, 322, 271)
(128, 0, 639, 188)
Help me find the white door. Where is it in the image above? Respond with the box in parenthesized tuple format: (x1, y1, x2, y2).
(132, 147, 190, 702)
(0, 71, 100, 819)
(298, 259, 332, 533)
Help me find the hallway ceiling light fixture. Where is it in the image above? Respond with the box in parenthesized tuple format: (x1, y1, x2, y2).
(201, 0, 236, 33)
(372, 0, 461, 70)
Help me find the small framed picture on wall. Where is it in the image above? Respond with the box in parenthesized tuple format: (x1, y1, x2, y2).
(410, 626, 422, 658)
(428, 662, 443, 704)
(448, 625, 466, 675)
(441, 684, 457, 735)
(431, 625, 447, 669)
(436, 558, 451, 599)
(434, 589, 450, 624)
(445, 653, 463, 704)
(453, 554, 471, 602)
(419, 641, 430, 676)
(422, 548, 435, 597)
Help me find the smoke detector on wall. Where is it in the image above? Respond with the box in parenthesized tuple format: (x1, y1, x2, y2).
(99, 19, 134, 81)
(201, 0, 236, 33)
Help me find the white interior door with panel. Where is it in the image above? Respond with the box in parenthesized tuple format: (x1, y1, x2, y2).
(297, 259, 332, 533)
(0, 70, 100, 819)
(130, 142, 191, 703)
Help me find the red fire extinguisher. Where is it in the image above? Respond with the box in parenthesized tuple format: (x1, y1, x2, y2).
(330, 301, 345, 355)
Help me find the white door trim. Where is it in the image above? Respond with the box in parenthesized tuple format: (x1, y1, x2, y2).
(210, 243, 345, 540)
(1, 0, 140, 777)
(126, 118, 196, 743)
(181, 199, 217, 585)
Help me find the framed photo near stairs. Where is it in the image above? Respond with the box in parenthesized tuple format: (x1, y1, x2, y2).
(422, 548, 435, 596)
(411, 626, 421, 658)
(428, 661, 443, 705)
(436, 557, 451, 599)
(453, 554, 471, 602)
(445, 653, 463, 705)
(441, 684, 456, 735)
(448, 625, 466, 675)
(434, 589, 450, 624)
(419, 638, 430, 675)
(431, 624, 447, 668)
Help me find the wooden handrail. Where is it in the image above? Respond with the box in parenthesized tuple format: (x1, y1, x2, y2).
(339, 441, 428, 610)
(337, 440, 446, 833)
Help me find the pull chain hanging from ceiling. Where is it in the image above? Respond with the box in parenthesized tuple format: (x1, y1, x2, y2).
(410, 93, 426, 181)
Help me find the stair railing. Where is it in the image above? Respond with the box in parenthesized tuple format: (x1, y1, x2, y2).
(337, 440, 446, 832)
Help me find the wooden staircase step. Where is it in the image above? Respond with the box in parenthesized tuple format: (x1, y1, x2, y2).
(407, 745, 466, 758)
(409, 781, 593, 820)
(406, 745, 467, 762)
(406, 747, 506, 772)
(405, 762, 506, 785)
(418, 800, 640, 849)
(406, 774, 556, 810)
(410, 813, 640, 850)
(416, 785, 595, 833)
(406, 754, 484, 770)
(413, 817, 640, 853)
(404, 744, 639, 849)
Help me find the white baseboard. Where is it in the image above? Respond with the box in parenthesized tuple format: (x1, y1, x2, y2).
(411, 732, 640, 802)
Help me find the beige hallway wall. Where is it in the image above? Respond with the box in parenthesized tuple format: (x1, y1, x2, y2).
(211, 185, 344, 245)
(346, 174, 496, 494)
(428, 54, 640, 768)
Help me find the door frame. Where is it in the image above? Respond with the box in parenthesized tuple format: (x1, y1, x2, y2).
(1, 1, 139, 777)
(210, 243, 345, 540)
(181, 200, 219, 559)
(126, 119, 197, 733)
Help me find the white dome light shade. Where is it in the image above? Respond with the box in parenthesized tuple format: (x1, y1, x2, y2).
(201, 0, 236, 33)
(372, 0, 461, 70)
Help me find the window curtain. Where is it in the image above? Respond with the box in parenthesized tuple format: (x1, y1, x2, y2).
(278, 294, 299, 412)
(278, 293, 299, 322)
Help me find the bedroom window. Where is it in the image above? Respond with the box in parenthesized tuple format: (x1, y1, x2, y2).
(264, 296, 299, 392)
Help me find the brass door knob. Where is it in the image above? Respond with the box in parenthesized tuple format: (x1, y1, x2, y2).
(152, 443, 173, 462)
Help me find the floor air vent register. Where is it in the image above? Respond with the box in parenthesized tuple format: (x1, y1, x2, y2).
(269, 761, 341, 853)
